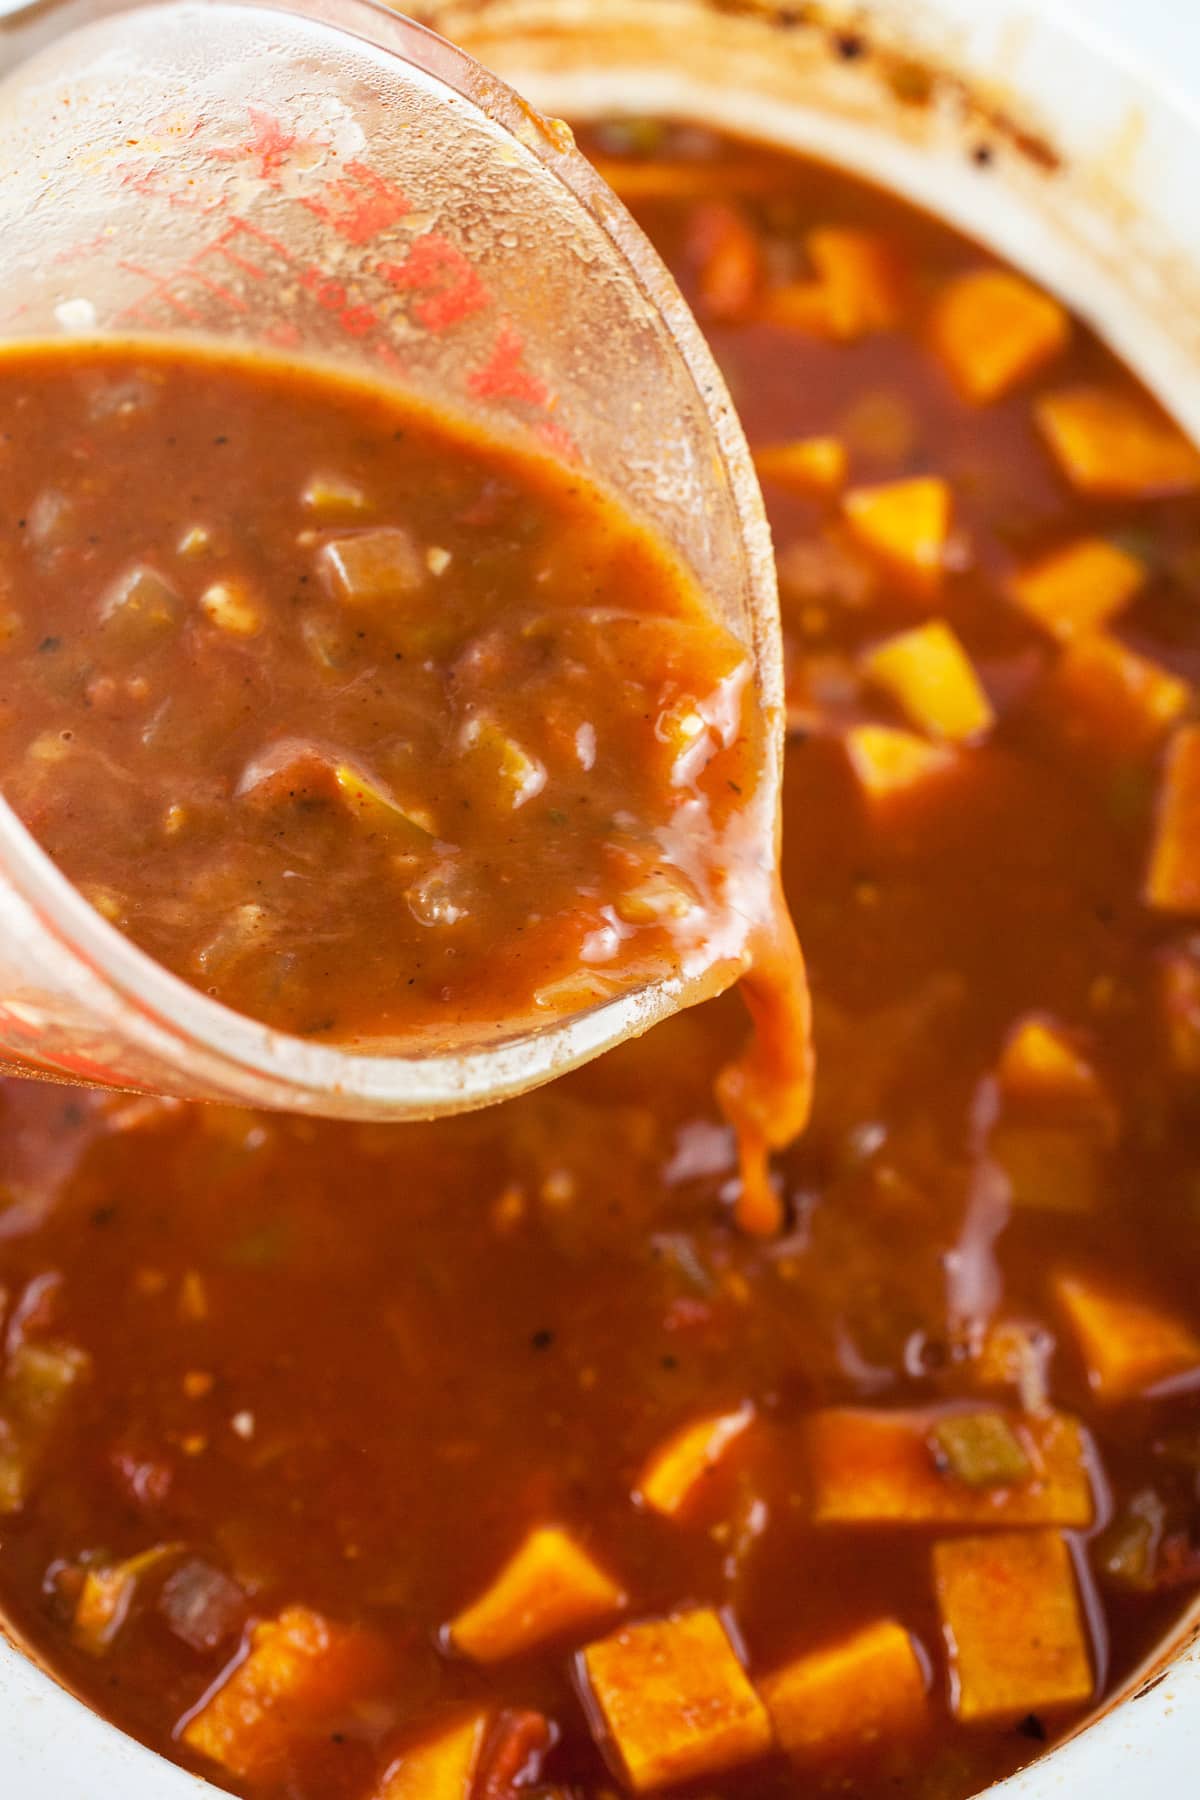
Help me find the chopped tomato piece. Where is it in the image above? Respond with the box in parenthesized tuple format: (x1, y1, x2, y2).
(687, 201, 763, 322)
(1055, 1273, 1200, 1401)
(759, 1618, 928, 1759)
(1008, 538, 1145, 640)
(842, 723, 957, 808)
(446, 1524, 625, 1662)
(180, 1605, 390, 1782)
(579, 1608, 772, 1793)
(933, 1530, 1092, 1723)
(373, 1713, 489, 1800)
(842, 477, 951, 592)
(634, 1405, 754, 1517)
(806, 1407, 1093, 1527)
(1045, 632, 1191, 756)
(929, 269, 1069, 403)
(753, 436, 848, 496)
(1146, 726, 1200, 913)
(861, 621, 994, 744)
(1036, 386, 1200, 497)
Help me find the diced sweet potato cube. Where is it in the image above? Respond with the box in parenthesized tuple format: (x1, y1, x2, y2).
(374, 1713, 488, 1800)
(447, 1525, 625, 1662)
(688, 201, 763, 322)
(843, 478, 951, 591)
(579, 1608, 772, 1793)
(1055, 1273, 1200, 1401)
(181, 1605, 389, 1781)
(1147, 726, 1200, 913)
(1160, 943, 1200, 1076)
(1036, 386, 1200, 498)
(1047, 632, 1191, 755)
(810, 230, 906, 338)
(72, 1542, 185, 1655)
(634, 1406, 754, 1517)
(843, 724, 956, 808)
(759, 1618, 928, 1760)
(930, 269, 1069, 403)
(754, 436, 848, 496)
(807, 1407, 1092, 1527)
(758, 278, 834, 335)
(989, 1122, 1102, 1214)
(0, 1340, 90, 1515)
(861, 621, 993, 744)
(997, 1017, 1103, 1107)
(934, 1530, 1092, 1723)
(1008, 538, 1145, 641)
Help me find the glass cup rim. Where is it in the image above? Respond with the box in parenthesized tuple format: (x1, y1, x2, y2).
(0, 0, 781, 1116)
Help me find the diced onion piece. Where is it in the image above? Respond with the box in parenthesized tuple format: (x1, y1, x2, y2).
(1008, 537, 1145, 640)
(1055, 1272, 1200, 1401)
(300, 474, 372, 521)
(754, 437, 848, 496)
(929, 269, 1069, 403)
(613, 869, 700, 927)
(1146, 726, 1200, 913)
(181, 1606, 391, 1781)
(760, 1619, 928, 1761)
(634, 1405, 754, 1517)
(79, 883, 125, 925)
(177, 525, 213, 559)
(201, 580, 263, 637)
(158, 1558, 246, 1653)
(933, 1530, 1092, 1723)
(806, 1407, 1092, 1527)
(373, 1713, 489, 1800)
(843, 724, 956, 807)
(460, 716, 546, 811)
(1036, 386, 1200, 497)
(861, 621, 994, 744)
(318, 527, 426, 607)
(997, 1016, 1103, 1107)
(842, 477, 951, 591)
(579, 1609, 772, 1794)
(446, 1524, 625, 1663)
(99, 564, 183, 648)
(72, 1542, 186, 1656)
(1048, 633, 1191, 755)
(28, 488, 75, 548)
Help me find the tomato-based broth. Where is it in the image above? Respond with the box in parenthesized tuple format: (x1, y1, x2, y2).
(2, 116, 1200, 1800)
(0, 343, 773, 1051)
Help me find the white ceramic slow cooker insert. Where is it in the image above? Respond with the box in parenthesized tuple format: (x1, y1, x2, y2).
(1, 0, 1199, 1794)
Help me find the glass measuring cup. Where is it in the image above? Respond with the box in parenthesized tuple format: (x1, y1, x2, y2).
(0, 0, 783, 1117)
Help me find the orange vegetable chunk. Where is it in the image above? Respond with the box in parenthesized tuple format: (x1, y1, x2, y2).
(181, 1605, 389, 1782)
(930, 269, 1069, 403)
(754, 436, 848, 495)
(843, 478, 951, 591)
(807, 1407, 1093, 1527)
(1047, 632, 1191, 755)
(761, 229, 903, 340)
(843, 724, 956, 808)
(579, 1608, 772, 1793)
(933, 1530, 1092, 1723)
(635, 1405, 754, 1518)
(1035, 386, 1200, 497)
(1160, 943, 1200, 1076)
(447, 1524, 625, 1662)
(861, 621, 994, 745)
(373, 1713, 488, 1800)
(1055, 1273, 1200, 1401)
(1146, 726, 1200, 913)
(997, 1016, 1103, 1108)
(1008, 538, 1145, 641)
(759, 1618, 928, 1760)
(688, 201, 763, 322)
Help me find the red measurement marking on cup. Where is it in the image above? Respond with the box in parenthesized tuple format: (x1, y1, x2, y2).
(300, 159, 411, 245)
(468, 319, 551, 407)
(377, 231, 490, 331)
(115, 217, 294, 327)
(211, 106, 326, 185)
